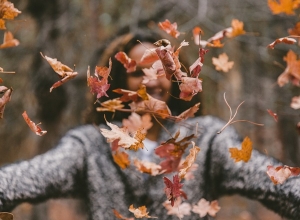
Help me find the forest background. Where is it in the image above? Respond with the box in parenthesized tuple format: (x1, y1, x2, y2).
(0, 0, 299, 219)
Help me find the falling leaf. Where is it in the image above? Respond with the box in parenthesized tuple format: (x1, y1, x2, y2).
(137, 84, 149, 100)
(178, 142, 200, 180)
(115, 51, 137, 73)
(267, 109, 278, 122)
(113, 88, 140, 102)
(133, 159, 162, 176)
(179, 77, 202, 101)
(192, 199, 221, 218)
(96, 98, 124, 112)
(0, 212, 14, 220)
(40, 53, 78, 92)
(229, 136, 252, 162)
(163, 174, 186, 206)
(189, 48, 209, 78)
(192, 26, 203, 45)
(184, 163, 199, 180)
(122, 112, 153, 134)
(225, 19, 246, 38)
(22, 111, 47, 136)
(139, 48, 159, 66)
(113, 209, 134, 220)
(288, 22, 300, 36)
(112, 150, 130, 169)
(0, 31, 19, 49)
(142, 68, 158, 84)
(176, 103, 200, 121)
(155, 46, 177, 80)
(291, 96, 300, 109)
(268, 37, 297, 49)
(0, 0, 21, 29)
(100, 120, 145, 151)
(0, 86, 12, 119)
(212, 53, 234, 72)
(128, 205, 156, 218)
(158, 19, 180, 38)
(267, 165, 300, 184)
(163, 197, 191, 218)
(268, 0, 300, 15)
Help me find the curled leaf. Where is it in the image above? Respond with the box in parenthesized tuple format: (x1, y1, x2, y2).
(22, 111, 47, 136)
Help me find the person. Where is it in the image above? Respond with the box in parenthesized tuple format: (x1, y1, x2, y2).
(0, 29, 299, 220)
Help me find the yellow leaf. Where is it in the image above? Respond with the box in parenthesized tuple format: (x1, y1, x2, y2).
(112, 150, 130, 169)
(226, 19, 246, 38)
(268, 0, 299, 15)
(229, 136, 252, 162)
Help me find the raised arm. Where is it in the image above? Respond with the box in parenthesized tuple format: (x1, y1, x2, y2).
(0, 125, 99, 212)
(207, 121, 300, 219)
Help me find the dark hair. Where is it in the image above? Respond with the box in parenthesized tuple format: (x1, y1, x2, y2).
(84, 29, 202, 124)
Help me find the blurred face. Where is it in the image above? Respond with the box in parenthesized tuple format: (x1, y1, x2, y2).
(127, 43, 172, 103)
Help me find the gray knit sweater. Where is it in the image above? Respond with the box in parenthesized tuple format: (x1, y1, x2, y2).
(0, 116, 299, 219)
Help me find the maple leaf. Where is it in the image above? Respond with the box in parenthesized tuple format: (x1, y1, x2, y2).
(115, 51, 137, 73)
(112, 150, 130, 169)
(40, 53, 78, 92)
(0, 31, 19, 49)
(267, 109, 278, 122)
(22, 111, 47, 136)
(163, 197, 191, 218)
(179, 77, 203, 101)
(178, 142, 200, 180)
(268, 0, 300, 15)
(288, 22, 300, 37)
(192, 199, 221, 218)
(100, 120, 145, 151)
(267, 165, 300, 184)
(128, 205, 156, 218)
(96, 98, 124, 112)
(212, 53, 234, 72)
(176, 102, 200, 122)
(268, 37, 297, 49)
(277, 50, 300, 87)
(163, 174, 185, 206)
(0, 212, 13, 220)
(0, 86, 12, 119)
(0, 0, 21, 29)
(142, 68, 158, 84)
(113, 209, 134, 220)
(133, 159, 162, 176)
(122, 112, 153, 134)
(158, 19, 180, 38)
(0, 19, 5, 29)
(290, 96, 300, 109)
(225, 19, 246, 38)
(229, 136, 252, 163)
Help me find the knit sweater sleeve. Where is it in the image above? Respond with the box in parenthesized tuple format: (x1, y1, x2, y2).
(205, 117, 300, 219)
(0, 124, 100, 212)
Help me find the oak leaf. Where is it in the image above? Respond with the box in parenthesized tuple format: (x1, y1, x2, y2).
(229, 136, 252, 162)
(128, 205, 156, 218)
(158, 19, 180, 38)
(163, 197, 191, 218)
(0, 86, 12, 119)
(41, 53, 78, 92)
(192, 199, 221, 218)
(0, 31, 19, 49)
(112, 150, 130, 169)
(22, 111, 47, 136)
(212, 53, 234, 72)
(267, 165, 300, 184)
(178, 142, 200, 180)
(115, 51, 137, 73)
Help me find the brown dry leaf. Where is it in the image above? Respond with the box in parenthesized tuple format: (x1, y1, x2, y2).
(122, 112, 153, 134)
(137, 84, 148, 100)
(40, 53, 78, 92)
(113, 209, 134, 220)
(178, 142, 200, 180)
(268, 37, 297, 49)
(100, 120, 145, 151)
(212, 53, 234, 72)
(113, 88, 140, 102)
(133, 159, 162, 176)
(0, 86, 12, 119)
(291, 96, 300, 109)
(267, 165, 300, 184)
(268, 0, 300, 15)
(0, 0, 21, 29)
(115, 51, 137, 73)
(176, 103, 200, 121)
(192, 199, 221, 218)
(112, 150, 130, 169)
(158, 19, 180, 38)
(226, 19, 246, 38)
(0, 212, 13, 220)
(0, 31, 19, 49)
(96, 98, 124, 112)
(139, 48, 159, 66)
(229, 136, 252, 162)
(22, 111, 47, 136)
(267, 109, 278, 122)
(128, 205, 157, 218)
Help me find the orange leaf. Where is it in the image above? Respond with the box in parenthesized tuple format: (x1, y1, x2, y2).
(288, 22, 300, 36)
(0, 19, 5, 29)
(128, 205, 156, 218)
(225, 19, 246, 38)
(192, 26, 203, 45)
(115, 51, 137, 73)
(212, 53, 234, 72)
(0, 212, 13, 220)
(176, 103, 200, 122)
(22, 111, 47, 136)
(267, 37, 297, 49)
(96, 98, 124, 112)
(158, 19, 180, 38)
(112, 150, 130, 169)
(268, 0, 300, 15)
(0, 86, 12, 119)
(113, 209, 134, 220)
(133, 159, 162, 176)
(0, 31, 19, 49)
(229, 136, 252, 162)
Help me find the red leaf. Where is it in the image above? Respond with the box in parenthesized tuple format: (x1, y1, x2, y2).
(163, 174, 185, 206)
(267, 109, 278, 122)
(158, 19, 180, 38)
(22, 111, 47, 136)
(115, 52, 137, 73)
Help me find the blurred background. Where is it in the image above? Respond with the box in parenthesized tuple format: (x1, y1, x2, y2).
(0, 0, 299, 219)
